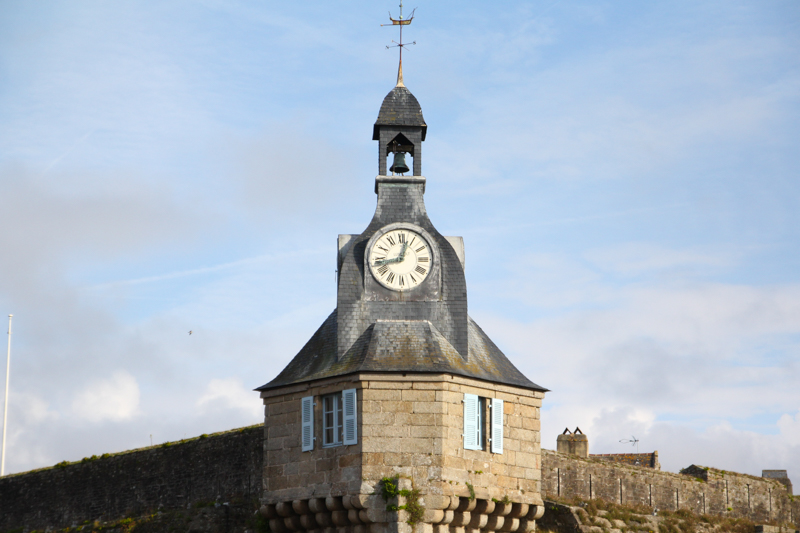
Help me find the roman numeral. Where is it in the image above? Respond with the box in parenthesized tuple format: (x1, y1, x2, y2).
(399, 233, 406, 243)
(415, 266, 427, 275)
(415, 245, 426, 253)
(386, 272, 395, 284)
(377, 245, 389, 253)
(386, 235, 396, 246)
(418, 257, 429, 262)
(409, 273, 417, 283)
(377, 265, 389, 276)
(399, 275, 405, 287)
(409, 236, 416, 247)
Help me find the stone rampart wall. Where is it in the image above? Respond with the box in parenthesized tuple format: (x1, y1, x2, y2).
(542, 449, 799, 527)
(589, 452, 659, 469)
(0, 425, 264, 532)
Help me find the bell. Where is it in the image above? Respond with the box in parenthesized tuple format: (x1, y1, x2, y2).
(389, 152, 410, 174)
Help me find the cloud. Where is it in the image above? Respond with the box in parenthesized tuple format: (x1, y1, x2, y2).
(476, 244, 800, 475)
(196, 377, 262, 418)
(777, 410, 800, 446)
(0, 165, 203, 293)
(71, 371, 141, 422)
(9, 392, 59, 426)
(425, 5, 798, 187)
(504, 280, 800, 411)
(584, 243, 736, 276)
(226, 126, 362, 224)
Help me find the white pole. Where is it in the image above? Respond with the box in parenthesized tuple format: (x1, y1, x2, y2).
(1, 314, 11, 476)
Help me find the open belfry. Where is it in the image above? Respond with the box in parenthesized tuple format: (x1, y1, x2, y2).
(256, 7, 547, 533)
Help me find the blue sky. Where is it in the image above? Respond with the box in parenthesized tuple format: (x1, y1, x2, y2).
(1, 0, 799, 484)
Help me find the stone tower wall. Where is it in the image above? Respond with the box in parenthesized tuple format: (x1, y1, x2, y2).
(261, 375, 365, 504)
(358, 373, 544, 506)
(260, 373, 546, 533)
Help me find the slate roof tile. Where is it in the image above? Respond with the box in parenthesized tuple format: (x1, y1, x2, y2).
(256, 309, 546, 392)
(373, 86, 427, 141)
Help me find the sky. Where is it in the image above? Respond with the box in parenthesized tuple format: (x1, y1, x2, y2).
(0, 0, 798, 485)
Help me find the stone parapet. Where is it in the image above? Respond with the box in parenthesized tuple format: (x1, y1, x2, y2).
(589, 451, 659, 469)
(542, 449, 799, 527)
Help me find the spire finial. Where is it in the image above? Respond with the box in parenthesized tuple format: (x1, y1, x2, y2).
(396, 58, 405, 87)
(383, 2, 416, 86)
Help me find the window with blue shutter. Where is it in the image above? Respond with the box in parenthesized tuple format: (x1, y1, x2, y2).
(342, 389, 357, 445)
(301, 396, 314, 452)
(490, 398, 504, 454)
(322, 393, 342, 446)
(476, 397, 486, 449)
(463, 393, 480, 450)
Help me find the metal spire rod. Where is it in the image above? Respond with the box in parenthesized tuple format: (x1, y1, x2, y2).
(382, 2, 416, 87)
(1, 314, 12, 476)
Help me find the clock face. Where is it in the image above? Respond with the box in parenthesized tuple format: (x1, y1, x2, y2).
(368, 227, 432, 291)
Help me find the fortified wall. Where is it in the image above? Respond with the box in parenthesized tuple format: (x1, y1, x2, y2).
(541, 449, 799, 526)
(1, 424, 797, 532)
(0, 425, 263, 532)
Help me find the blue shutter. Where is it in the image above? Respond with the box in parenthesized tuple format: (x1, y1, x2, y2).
(491, 398, 504, 454)
(301, 396, 314, 452)
(342, 389, 358, 445)
(463, 393, 480, 450)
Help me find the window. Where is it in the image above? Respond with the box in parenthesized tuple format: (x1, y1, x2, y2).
(464, 393, 503, 454)
(323, 392, 343, 446)
(316, 389, 358, 449)
(475, 397, 486, 450)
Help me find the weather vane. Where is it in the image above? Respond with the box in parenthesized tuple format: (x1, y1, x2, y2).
(382, 2, 416, 87)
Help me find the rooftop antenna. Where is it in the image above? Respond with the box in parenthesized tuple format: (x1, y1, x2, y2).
(619, 435, 640, 454)
(1, 314, 12, 476)
(382, 2, 416, 87)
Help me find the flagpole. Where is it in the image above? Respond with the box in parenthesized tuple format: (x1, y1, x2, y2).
(1, 314, 11, 476)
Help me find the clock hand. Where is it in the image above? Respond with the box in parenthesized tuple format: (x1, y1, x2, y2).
(394, 242, 409, 263)
(375, 242, 409, 266)
(374, 255, 401, 266)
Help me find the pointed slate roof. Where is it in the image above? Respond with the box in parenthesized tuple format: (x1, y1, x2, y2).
(256, 309, 546, 392)
(372, 86, 427, 141)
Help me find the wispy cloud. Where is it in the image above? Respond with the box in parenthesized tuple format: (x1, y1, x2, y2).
(84, 247, 327, 290)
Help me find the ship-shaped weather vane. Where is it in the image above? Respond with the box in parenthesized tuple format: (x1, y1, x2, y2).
(382, 2, 416, 87)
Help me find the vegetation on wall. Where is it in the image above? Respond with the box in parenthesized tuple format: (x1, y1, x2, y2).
(379, 477, 425, 526)
(465, 481, 476, 501)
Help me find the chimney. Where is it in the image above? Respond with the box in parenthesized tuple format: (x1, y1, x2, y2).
(557, 427, 588, 458)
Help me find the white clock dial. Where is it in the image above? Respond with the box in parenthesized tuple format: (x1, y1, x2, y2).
(368, 227, 432, 291)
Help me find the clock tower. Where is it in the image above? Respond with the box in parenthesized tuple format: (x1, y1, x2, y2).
(257, 18, 547, 533)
